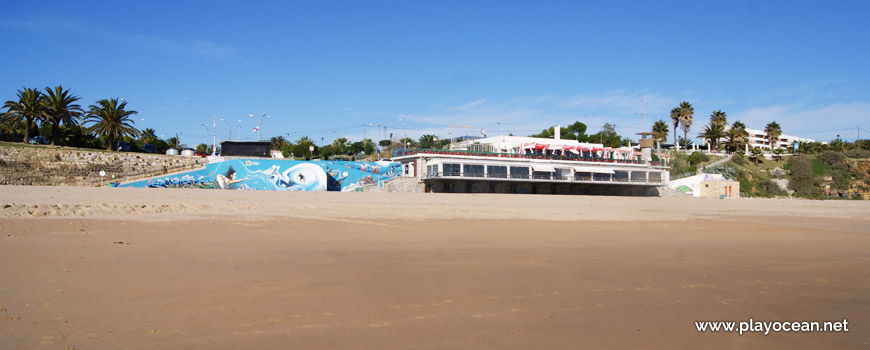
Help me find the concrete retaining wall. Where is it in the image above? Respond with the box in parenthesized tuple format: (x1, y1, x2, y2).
(0, 146, 206, 186)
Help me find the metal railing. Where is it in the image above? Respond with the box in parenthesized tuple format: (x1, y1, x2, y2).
(394, 148, 661, 166)
(423, 171, 665, 185)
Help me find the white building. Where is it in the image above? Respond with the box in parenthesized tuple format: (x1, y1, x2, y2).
(742, 127, 820, 151)
(700, 126, 821, 152)
(391, 128, 667, 196)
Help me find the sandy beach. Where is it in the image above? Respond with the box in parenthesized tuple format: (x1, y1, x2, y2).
(1, 186, 868, 349)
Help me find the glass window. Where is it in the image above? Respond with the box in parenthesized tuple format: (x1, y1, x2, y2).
(510, 166, 529, 179)
(464, 164, 484, 177)
(487, 165, 507, 178)
(443, 163, 461, 176)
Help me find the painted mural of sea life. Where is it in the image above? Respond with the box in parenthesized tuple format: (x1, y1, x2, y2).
(121, 159, 401, 192)
(676, 185, 693, 195)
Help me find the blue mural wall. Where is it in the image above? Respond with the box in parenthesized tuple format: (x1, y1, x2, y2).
(120, 159, 403, 191)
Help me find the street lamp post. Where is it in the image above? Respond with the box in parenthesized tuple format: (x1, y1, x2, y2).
(211, 115, 217, 155)
(219, 118, 233, 141)
(249, 113, 271, 141)
(399, 118, 407, 154)
(200, 123, 209, 152)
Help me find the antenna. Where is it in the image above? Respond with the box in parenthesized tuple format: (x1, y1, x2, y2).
(635, 98, 647, 132)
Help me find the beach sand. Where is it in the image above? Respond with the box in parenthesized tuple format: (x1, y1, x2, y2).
(1, 186, 868, 349)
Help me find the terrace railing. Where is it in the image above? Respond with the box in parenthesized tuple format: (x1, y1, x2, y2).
(422, 171, 666, 185)
(394, 148, 662, 166)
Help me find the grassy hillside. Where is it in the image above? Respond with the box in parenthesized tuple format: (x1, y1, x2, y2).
(705, 150, 870, 200)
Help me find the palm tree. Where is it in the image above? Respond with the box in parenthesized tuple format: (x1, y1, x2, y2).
(710, 110, 727, 127)
(270, 135, 288, 150)
(669, 107, 680, 150)
(749, 147, 764, 165)
(139, 128, 158, 144)
(332, 137, 349, 155)
(726, 121, 749, 152)
(418, 134, 437, 149)
(698, 123, 725, 151)
(84, 98, 140, 150)
(166, 136, 180, 150)
(772, 147, 785, 162)
(399, 137, 417, 148)
(764, 121, 782, 152)
(679, 101, 694, 150)
(2, 87, 44, 142)
(41, 85, 83, 146)
(651, 119, 669, 143)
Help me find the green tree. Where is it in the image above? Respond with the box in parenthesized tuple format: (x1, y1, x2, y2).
(749, 146, 764, 165)
(698, 122, 725, 151)
(399, 137, 417, 148)
(678, 101, 694, 150)
(270, 135, 288, 150)
(669, 107, 681, 149)
(651, 119, 669, 144)
(726, 121, 749, 153)
(166, 136, 180, 150)
(139, 128, 158, 144)
(772, 147, 785, 162)
(332, 137, 349, 155)
(293, 136, 316, 158)
(590, 123, 622, 147)
(84, 98, 140, 150)
(2, 87, 44, 142)
(710, 109, 727, 128)
(764, 121, 782, 152)
(41, 85, 84, 146)
(418, 134, 437, 148)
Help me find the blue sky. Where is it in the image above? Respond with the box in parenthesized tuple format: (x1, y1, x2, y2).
(1, 1, 868, 147)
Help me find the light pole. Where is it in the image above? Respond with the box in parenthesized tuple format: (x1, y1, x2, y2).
(497, 121, 504, 142)
(249, 113, 271, 141)
(219, 118, 235, 141)
(200, 123, 209, 152)
(211, 115, 217, 155)
(399, 118, 407, 154)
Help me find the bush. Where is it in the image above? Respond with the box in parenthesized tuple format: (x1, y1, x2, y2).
(818, 151, 845, 165)
(845, 149, 870, 158)
(761, 179, 787, 197)
(788, 156, 817, 196)
(731, 153, 746, 165)
(687, 151, 709, 165)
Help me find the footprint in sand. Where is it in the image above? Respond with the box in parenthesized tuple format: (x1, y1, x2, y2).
(150, 329, 160, 334)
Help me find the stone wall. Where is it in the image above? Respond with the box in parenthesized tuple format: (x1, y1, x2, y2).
(0, 146, 207, 186)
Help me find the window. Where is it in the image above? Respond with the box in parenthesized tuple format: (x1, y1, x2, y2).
(532, 171, 551, 180)
(510, 166, 529, 179)
(613, 171, 629, 182)
(464, 164, 484, 177)
(487, 165, 507, 178)
(575, 172, 592, 181)
(443, 163, 461, 176)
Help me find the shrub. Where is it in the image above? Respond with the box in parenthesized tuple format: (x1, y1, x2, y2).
(818, 151, 845, 166)
(811, 158, 831, 176)
(788, 156, 817, 196)
(687, 151, 709, 165)
(731, 153, 746, 165)
(845, 149, 870, 158)
(761, 179, 787, 197)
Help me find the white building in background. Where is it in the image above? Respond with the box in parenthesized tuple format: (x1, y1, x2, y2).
(701, 126, 822, 152)
(743, 127, 820, 151)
